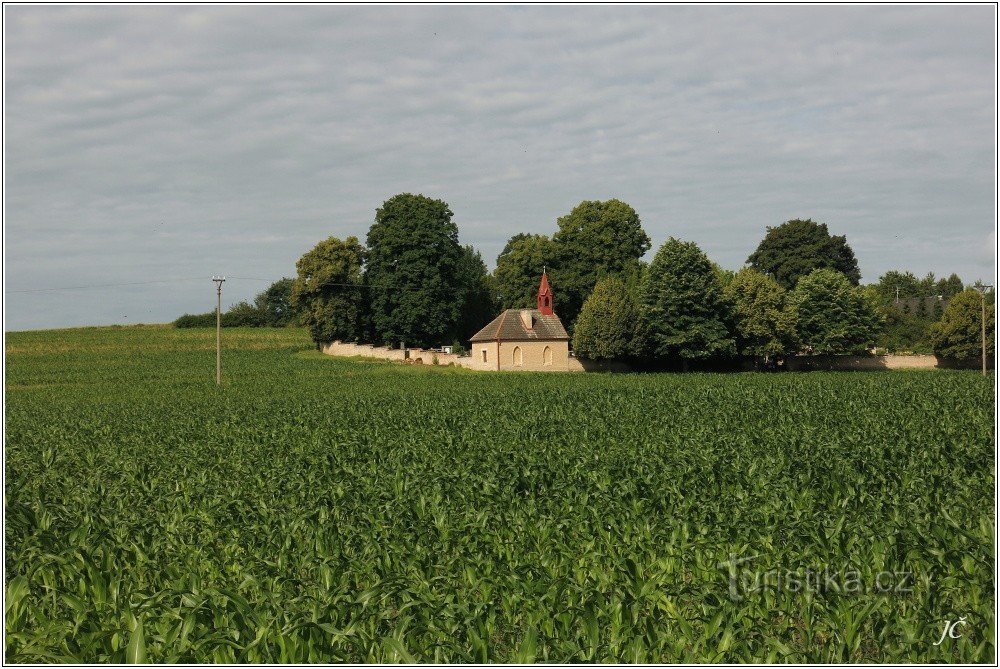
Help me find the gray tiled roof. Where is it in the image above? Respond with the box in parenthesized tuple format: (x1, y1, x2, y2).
(469, 309, 570, 342)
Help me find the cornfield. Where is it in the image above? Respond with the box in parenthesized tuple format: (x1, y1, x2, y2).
(5, 326, 995, 662)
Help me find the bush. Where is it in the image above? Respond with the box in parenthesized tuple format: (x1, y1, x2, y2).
(173, 312, 216, 328)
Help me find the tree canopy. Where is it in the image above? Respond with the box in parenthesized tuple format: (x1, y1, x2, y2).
(254, 277, 297, 327)
(365, 193, 464, 348)
(550, 199, 651, 329)
(874, 270, 964, 302)
(492, 233, 557, 310)
(453, 245, 498, 344)
(291, 236, 366, 345)
(572, 275, 641, 361)
(641, 238, 734, 365)
(929, 288, 995, 361)
(723, 268, 797, 359)
(786, 268, 881, 354)
(747, 218, 860, 289)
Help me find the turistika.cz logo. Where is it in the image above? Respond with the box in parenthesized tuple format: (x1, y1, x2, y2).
(718, 554, 914, 603)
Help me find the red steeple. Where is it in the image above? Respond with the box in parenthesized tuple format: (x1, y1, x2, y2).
(537, 271, 553, 315)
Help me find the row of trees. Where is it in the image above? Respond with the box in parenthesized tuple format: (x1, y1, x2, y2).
(572, 239, 885, 368)
(176, 193, 992, 365)
(290, 195, 495, 349)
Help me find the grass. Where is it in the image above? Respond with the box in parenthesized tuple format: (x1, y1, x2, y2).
(4, 326, 995, 662)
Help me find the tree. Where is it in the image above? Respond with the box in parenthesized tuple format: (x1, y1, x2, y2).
(550, 199, 651, 328)
(641, 238, 734, 367)
(291, 236, 366, 345)
(936, 273, 965, 299)
(365, 193, 463, 348)
(747, 218, 861, 289)
(253, 277, 296, 327)
(786, 268, 881, 354)
(875, 305, 934, 354)
(224, 301, 266, 327)
(723, 268, 797, 359)
(453, 245, 498, 343)
(929, 288, 995, 361)
(875, 270, 924, 302)
(572, 275, 641, 360)
(492, 233, 558, 310)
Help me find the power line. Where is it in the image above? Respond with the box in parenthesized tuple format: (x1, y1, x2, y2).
(9, 275, 444, 294)
(8, 277, 209, 293)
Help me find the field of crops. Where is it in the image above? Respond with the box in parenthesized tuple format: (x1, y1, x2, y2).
(5, 325, 995, 662)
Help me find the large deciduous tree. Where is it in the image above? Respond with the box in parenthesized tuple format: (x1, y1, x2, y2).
(723, 268, 798, 360)
(550, 199, 651, 328)
(747, 218, 860, 289)
(929, 288, 995, 362)
(492, 233, 558, 310)
(365, 193, 463, 348)
(572, 275, 641, 361)
(786, 268, 881, 354)
(453, 245, 498, 344)
(641, 238, 734, 367)
(291, 236, 366, 345)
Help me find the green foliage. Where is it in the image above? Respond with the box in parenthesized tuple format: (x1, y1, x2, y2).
(874, 303, 935, 354)
(874, 271, 964, 302)
(936, 273, 965, 299)
(291, 236, 366, 345)
(929, 289, 995, 362)
(787, 269, 882, 354)
(4, 326, 994, 663)
(869, 272, 965, 353)
(224, 301, 267, 328)
(572, 276, 640, 361)
(722, 268, 797, 359)
(747, 219, 861, 289)
(254, 278, 297, 327)
(365, 194, 463, 348)
(492, 234, 558, 310)
(174, 279, 299, 329)
(641, 238, 734, 364)
(550, 200, 651, 329)
(172, 305, 264, 329)
(453, 245, 497, 343)
(173, 312, 217, 328)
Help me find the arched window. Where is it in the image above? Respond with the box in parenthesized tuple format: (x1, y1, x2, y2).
(513, 346, 523, 366)
(481, 349, 488, 363)
(543, 346, 552, 365)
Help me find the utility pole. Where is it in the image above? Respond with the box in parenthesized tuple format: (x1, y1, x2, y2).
(975, 284, 993, 377)
(212, 276, 226, 384)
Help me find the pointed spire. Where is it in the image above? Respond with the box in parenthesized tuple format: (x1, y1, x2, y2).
(537, 270, 553, 315)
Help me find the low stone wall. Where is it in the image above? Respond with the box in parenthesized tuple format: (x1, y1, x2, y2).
(321, 341, 480, 369)
(784, 354, 985, 371)
(567, 357, 632, 373)
(322, 342, 987, 373)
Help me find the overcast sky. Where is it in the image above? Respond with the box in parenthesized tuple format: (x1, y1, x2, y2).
(4, 5, 996, 331)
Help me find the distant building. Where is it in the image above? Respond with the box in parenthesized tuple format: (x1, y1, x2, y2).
(468, 272, 571, 371)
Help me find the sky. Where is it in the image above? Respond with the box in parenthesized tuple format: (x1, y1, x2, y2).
(4, 5, 996, 331)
